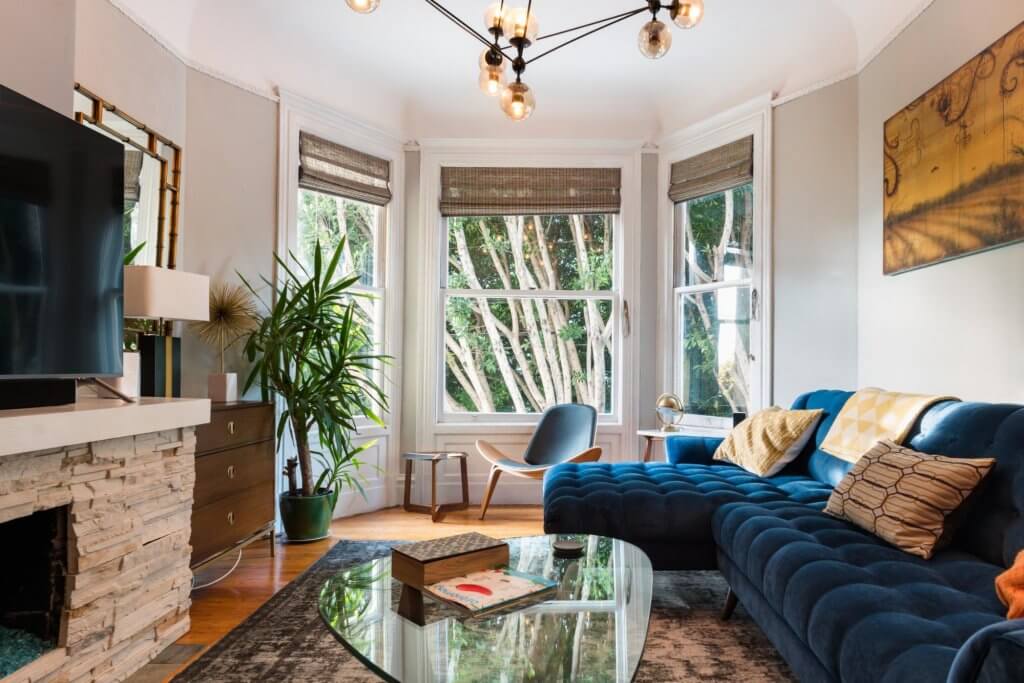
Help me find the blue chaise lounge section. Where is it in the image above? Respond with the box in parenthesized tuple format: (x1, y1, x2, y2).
(541, 389, 1024, 682)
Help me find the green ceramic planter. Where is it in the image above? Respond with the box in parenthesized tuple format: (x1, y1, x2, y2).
(279, 490, 334, 542)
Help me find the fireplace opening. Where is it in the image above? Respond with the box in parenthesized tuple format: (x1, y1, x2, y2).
(0, 506, 67, 676)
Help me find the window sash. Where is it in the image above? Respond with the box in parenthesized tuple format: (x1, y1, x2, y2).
(439, 211, 623, 423)
(674, 284, 750, 429)
(672, 185, 757, 425)
(439, 292, 620, 422)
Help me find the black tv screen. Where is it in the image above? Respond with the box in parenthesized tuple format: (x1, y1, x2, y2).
(0, 85, 124, 379)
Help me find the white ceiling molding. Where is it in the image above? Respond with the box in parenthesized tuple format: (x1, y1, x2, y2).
(854, 0, 935, 73)
(106, 0, 939, 136)
(105, 0, 279, 102)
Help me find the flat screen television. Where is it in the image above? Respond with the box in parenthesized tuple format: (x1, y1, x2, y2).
(0, 84, 124, 379)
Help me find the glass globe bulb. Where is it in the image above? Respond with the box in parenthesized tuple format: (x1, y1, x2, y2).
(671, 0, 704, 29)
(345, 0, 380, 14)
(478, 66, 507, 97)
(483, 2, 504, 33)
(501, 7, 540, 43)
(638, 20, 672, 60)
(500, 82, 536, 122)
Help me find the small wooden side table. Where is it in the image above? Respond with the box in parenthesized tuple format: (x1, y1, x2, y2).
(637, 427, 731, 462)
(402, 451, 470, 523)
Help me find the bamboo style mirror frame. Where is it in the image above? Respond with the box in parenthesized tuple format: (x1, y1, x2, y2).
(72, 83, 183, 269)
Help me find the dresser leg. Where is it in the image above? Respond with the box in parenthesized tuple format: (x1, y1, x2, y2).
(269, 529, 276, 557)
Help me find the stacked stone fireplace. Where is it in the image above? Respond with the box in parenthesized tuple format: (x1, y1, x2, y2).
(0, 426, 196, 683)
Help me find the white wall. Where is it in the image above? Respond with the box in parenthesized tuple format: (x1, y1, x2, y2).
(0, 0, 75, 115)
(180, 69, 278, 398)
(75, 0, 186, 143)
(772, 77, 860, 406)
(857, 0, 1024, 402)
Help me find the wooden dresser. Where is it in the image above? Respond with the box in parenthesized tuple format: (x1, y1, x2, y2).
(191, 401, 276, 568)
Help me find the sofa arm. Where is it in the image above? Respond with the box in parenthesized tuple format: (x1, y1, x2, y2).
(947, 619, 1024, 683)
(664, 435, 724, 465)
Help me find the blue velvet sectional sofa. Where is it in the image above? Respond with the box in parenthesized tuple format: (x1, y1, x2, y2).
(542, 390, 1024, 682)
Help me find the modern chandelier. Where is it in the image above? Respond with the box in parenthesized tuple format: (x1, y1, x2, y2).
(345, 1, 705, 122)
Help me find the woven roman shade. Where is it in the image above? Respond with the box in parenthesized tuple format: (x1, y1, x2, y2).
(298, 131, 391, 206)
(124, 150, 144, 203)
(668, 136, 753, 203)
(440, 167, 621, 217)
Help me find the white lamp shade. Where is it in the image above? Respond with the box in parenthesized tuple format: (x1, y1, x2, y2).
(124, 266, 210, 322)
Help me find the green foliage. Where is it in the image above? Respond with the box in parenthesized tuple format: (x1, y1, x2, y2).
(298, 190, 376, 285)
(241, 238, 389, 503)
(444, 213, 615, 414)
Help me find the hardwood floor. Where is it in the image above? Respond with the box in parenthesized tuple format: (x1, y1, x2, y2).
(129, 505, 544, 682)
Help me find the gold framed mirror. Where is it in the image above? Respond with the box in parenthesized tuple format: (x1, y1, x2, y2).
(72, 84, 182, 269)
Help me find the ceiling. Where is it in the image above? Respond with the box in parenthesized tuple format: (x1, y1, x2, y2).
(112, 0, 932, 140)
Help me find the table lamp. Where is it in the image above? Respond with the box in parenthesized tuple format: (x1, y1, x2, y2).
(124, 265, 209, 398)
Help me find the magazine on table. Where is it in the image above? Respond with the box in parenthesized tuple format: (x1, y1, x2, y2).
(424, 567, 557, 614)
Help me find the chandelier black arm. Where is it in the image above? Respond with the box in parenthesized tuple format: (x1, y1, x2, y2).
(535, 6, 652, 42)
(526, 7, 650, 65)
(422, 0, 512, 57)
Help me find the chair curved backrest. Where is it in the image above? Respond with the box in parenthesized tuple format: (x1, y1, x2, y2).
(522, 404, 598, 466)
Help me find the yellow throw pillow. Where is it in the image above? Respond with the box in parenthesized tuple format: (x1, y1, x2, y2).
(824, 440, 995, 559)
(713, 407, 824, 477)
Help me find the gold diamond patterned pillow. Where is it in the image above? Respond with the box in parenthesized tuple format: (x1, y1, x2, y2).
(824, 440, 995, 559)
(713, 407, 823, 477)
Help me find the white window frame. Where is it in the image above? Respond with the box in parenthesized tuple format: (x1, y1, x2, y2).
(416, 142, 641, 434)
(441, 215, 622, 423)
(276, 88, 405, 511)
(658, 96, 773, 430)
(295, 188, 388, 373)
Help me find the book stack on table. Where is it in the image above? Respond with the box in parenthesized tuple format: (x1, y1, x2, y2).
(391, 532, 555, 622)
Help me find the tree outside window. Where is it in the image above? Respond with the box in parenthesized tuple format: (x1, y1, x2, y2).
(443, 214, 617, 416)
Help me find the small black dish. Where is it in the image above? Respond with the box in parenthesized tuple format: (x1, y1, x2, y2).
(552, 539, 585, 559)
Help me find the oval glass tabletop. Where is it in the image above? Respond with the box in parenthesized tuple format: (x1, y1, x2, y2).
(318, 535, 653, 683)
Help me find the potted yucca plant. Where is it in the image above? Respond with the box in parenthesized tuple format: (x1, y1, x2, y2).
(241, 238, 388, 541)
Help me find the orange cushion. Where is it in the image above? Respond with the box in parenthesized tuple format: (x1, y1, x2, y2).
(996, 550, 1024, 619)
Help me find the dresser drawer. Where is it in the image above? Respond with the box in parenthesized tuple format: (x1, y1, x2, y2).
(191, 484, 275, 567)
(196, 404, 274, 455)
(194, 441, 275, 509)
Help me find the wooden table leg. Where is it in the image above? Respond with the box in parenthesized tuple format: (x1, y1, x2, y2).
(643, 437, 654, 463)
(431, 459, 441, 523)
(398, 584, 426, 626)
(459, 457, 469, 508)
(269, 528, 275, 557)
(403, 459, 413, 512)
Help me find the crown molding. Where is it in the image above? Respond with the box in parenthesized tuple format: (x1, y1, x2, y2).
(104, 0, 278, 102)
(106, 0, 938, 133)
(855, 0, 935, 73)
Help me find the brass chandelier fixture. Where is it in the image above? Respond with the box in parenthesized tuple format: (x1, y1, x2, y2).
(345, 1, 705, 122)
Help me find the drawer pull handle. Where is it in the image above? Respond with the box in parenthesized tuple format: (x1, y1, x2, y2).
(227, 465, 236, 480)
(227, 512, 235, 526)
(227, 421, 236, 436)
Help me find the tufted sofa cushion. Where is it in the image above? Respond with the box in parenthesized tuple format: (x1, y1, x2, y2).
(543, 461, 834, 569)
(714, 501, 1006, 683)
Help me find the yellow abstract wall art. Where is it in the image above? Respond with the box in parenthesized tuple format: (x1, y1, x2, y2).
(883, 20, 1024, 275)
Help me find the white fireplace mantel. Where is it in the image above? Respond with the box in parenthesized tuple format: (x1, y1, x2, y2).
(0, 397, 211, 457)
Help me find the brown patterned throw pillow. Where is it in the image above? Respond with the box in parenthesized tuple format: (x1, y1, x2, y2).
(824, 440, 995, 559)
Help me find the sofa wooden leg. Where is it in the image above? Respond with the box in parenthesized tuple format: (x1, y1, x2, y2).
(479, 466, 502, 520)
(720, 588, 739, 621)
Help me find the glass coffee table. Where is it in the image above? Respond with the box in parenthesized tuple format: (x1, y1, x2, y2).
(318, 535, 653, 682)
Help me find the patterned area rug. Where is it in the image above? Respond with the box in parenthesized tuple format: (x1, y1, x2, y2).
(174, 540, 792, 682)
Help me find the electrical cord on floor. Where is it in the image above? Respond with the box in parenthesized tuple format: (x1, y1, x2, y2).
(192, 548, 244, 591)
